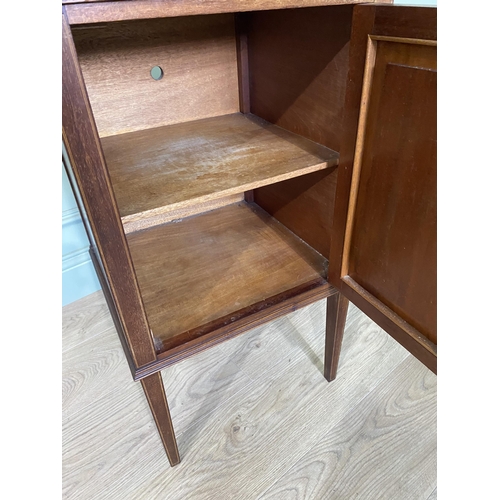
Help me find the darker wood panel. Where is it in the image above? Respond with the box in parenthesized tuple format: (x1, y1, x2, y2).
(248, 5, 353, 152)
(72, 15, 239, 137)
(254, 169, 338, 259)
(135, 280, 336, 379)
(249, 6, 352, 258)
(373, 5, 437, 41)
(350, 58, 437, 344)
(89, 246, 137, 379)
(62, 10, 157, 368)
(324, 292, 350, 382)
(140, 373, 180, 466)
(328, 6, 437, 370)
(328, 5, 376, 285)
(235, 13, 250, 113)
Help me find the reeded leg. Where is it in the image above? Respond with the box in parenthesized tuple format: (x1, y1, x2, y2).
(141, 372, 180, 466)
(324, 292, 350, 382)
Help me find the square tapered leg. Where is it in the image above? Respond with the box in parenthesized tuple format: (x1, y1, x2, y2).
(141, 372, 180, 466)
(324, 293, 349, 382)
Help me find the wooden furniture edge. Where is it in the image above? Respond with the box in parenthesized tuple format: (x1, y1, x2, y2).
(119, 159, 338, 228)
(89, 245, 139, 378)
(62, 7, 157, 367)
(123, 194, 244, 234)
(341, 278, 437, 373)
(134, 280, 338, 380)
(324, 292, 350, 381)
(140, 373, 181, 466)
(327, 4, 437, 375)
(65, 0, 392, 25)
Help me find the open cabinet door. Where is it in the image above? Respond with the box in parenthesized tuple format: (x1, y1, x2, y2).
(328, 5, 437, 373)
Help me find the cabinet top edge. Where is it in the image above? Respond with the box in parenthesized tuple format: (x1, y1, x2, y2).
(64, 0, 393, 26)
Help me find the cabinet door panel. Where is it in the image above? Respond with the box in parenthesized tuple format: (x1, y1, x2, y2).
(330, 6, 437, 372)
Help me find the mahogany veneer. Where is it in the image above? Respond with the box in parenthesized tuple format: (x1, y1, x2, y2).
(62, 0, 437, 467)
(127, 202, 329, 353)
(102, 113, 339, 228)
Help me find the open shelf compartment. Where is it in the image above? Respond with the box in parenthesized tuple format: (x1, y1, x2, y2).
(102, 112, 339, 231)
(126, 201, 332, 356)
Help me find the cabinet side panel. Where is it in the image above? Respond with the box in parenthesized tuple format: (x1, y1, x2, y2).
(248, 6, 353, 152)
(72, 15, 239, 137)
(248, 6, 353, 259)
(254, 170, 337, 259)
(62, 10, 157, 367)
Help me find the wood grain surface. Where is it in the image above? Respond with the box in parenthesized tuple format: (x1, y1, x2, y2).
(258, 358, 436, 499)
(101, 113, 339, 224)
(324, 292, 350, 381)
(328, 5, 437, 373)
(147, 280, 334, 372)
(72, 15, 239, 137)
(123, 194, 244, 234)
(347, 41, 437, 344)
(62, 292, 435, 499)
(126, 202, 328, 348)
(63, 318, 127, 421)
(65, 0, 392, 25)
(63, 10, 157, 368)
(140, 373, 180, 466)
(254, 170, 338, 259)
(61, 291, 114, 353)
(248, 5, 352, 258)
(89, 246, 137, 377)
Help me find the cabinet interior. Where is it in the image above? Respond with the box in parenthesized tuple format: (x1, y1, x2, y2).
(71, 5, 353, 353)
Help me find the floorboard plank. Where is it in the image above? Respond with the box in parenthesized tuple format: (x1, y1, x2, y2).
(258, 357, 437, 500)
(62, 326, 130, 421)
(62, 290, 114, 351)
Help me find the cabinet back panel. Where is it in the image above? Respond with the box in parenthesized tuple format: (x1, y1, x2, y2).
(247, 6, 353, 258)
(72, 15, 239, 137)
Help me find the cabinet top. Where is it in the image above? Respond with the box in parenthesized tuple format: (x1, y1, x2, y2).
(63, 0, 392, 25)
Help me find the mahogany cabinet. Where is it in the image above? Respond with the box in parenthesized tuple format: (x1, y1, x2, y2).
(62, 0, 437, 467)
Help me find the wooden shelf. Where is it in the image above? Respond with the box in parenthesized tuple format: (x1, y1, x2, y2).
(127, 202, 330, 354)
(102, 113, 339, 231)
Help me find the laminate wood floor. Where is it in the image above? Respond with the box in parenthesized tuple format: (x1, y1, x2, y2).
(62, 291, 437, 499)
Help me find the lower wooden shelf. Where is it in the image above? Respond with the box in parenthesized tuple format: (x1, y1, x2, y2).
(127, 201, 332, 358)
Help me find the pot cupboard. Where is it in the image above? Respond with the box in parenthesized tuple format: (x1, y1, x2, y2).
(62, 0, 437, 466)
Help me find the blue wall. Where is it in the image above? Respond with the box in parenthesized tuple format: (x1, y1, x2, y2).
(62, 160, 101, 306)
